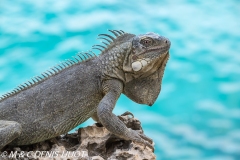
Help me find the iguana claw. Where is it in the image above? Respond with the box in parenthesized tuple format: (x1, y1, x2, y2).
(136, 130, 153, 144)
(130, 129, 154, 152)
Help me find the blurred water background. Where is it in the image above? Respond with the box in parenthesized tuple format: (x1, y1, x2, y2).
(0, 0, 240, 159)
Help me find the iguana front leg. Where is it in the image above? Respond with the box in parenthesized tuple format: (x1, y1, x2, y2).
(97, 79, 154, 150)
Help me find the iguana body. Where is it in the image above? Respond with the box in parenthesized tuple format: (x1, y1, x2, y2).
(0, 30, 170, 150)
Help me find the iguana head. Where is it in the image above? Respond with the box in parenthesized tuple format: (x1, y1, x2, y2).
(98, 30, 170, 106)
(123, 32, 170, 80)
(122, 32, 171, 106)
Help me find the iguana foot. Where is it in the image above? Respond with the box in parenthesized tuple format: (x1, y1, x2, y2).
(128, 129, 154, 152)
(135, 130, 153, 144)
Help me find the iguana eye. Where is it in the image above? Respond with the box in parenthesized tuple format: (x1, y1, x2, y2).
(140, 38, 153, 47)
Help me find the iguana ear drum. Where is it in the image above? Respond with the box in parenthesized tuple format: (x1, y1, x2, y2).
(131, 59, 148, 72)
(132, 61, 142, 71)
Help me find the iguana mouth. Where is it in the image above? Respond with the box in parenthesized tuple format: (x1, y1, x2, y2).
(139, 45, 170, 56)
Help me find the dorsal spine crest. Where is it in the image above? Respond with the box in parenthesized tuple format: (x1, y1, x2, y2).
(0, 30, 127, 101)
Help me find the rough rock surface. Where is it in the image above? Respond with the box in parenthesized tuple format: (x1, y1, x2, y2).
(1, 113, 156, 160)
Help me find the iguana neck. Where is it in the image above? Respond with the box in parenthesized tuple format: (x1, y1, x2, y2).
(98, 41, 131, 83)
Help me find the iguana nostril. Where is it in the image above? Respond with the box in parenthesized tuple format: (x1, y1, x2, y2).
(164, 38, 171, 46)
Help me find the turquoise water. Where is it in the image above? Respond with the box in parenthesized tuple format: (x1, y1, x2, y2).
(0, 0, 240, 159)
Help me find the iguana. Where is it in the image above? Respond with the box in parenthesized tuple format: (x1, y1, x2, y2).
(0, 30, 170, 151)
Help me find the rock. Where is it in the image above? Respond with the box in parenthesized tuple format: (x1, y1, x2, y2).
(1, 112, 156, 160)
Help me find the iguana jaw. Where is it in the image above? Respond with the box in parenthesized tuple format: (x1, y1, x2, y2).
(156, 51, 169, 71)
(140, 50, 169, 79)
(130, 46, 170, 77)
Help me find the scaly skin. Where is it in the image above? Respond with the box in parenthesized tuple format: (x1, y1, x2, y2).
(0, 30, 170, 150)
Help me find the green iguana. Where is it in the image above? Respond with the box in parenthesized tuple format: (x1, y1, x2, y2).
(0, 30, 170, 151)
